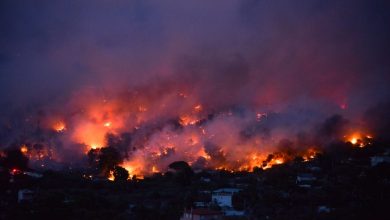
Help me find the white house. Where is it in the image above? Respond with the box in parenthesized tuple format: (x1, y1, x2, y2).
(211, 188, 241, 208)
(18, 189, 35, 203)
(23, 171, 43, 178)
(223, 207, 245, 216)
(180, 208, 223, 220)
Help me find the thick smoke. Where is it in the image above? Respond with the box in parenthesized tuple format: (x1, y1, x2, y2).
(0, 0, 389, 175)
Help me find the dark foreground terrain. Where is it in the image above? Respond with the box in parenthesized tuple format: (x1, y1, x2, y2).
(1, 141, 389, 220)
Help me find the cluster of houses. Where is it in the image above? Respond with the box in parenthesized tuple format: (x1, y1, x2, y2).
(181, 188, 245, 220)
(2, 145, 390, 219)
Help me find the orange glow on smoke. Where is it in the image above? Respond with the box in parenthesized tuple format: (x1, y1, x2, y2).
(73, 122, 107, 151)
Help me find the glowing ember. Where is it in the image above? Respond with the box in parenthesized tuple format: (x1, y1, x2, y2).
(103, 122, 111, 127)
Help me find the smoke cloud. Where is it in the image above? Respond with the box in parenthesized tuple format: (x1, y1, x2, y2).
(0, 0, 389, 175)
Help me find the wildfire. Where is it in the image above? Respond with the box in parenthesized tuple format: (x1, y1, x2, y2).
(11, 86, 381, 179)
(53, 121, 66, 132)
(345, 133, 373, 148)
(302, 148, 319, 162)
(122, 159, 145, 179)
(179, 115, 200, 126)
(262, 157, 285, 170)
(197, 148, 211, 160)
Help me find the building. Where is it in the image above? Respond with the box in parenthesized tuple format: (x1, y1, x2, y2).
(370, 156, 390, 166)
(223, 207, 245, 217)
(296, 173, 316, 188)
(212, 188, 241, 208)
(180, 208, 223, 220)
(18, 189, 35, 203)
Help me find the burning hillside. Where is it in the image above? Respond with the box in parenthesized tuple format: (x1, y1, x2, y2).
(0, 85, 384, 180)
(0, 0, 389, 181)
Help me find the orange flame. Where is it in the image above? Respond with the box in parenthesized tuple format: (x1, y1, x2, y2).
(53, 121, 66, 132)
(345, 133, 373, 148)
(20, 145, 28, 154)
(108, 170, 115, 181)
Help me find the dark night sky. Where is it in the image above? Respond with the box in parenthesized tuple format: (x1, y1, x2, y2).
(0, 0, 389, 112)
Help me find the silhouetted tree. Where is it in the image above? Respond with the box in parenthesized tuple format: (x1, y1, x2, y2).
(99, 147, 122, 176)
(168, 161, 193, 186)
(113, 166, 129, 181)
(168, 161, 193, 174)
(0, 148, 28, 170)
(87, 148, 100, 168)
(86, 147, 122, 176)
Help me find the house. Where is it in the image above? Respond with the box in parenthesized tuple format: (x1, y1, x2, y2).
(370, 156, 390, 166)
(317, 205, 331, 213)
(18, 189, 35, 203)
(296, 173, 316, 188)
(212, 188, 241, 208)
(200, 177, 211, 183)
(180, 208, 223, 220)
(23, 171, 43, 178)
(193, 192, 211, 208)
